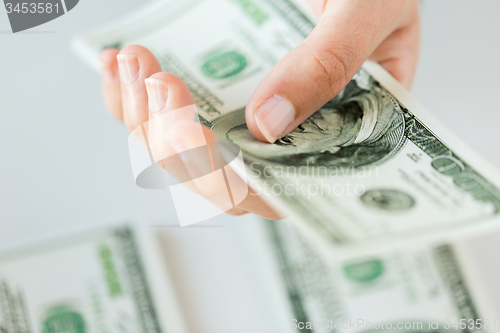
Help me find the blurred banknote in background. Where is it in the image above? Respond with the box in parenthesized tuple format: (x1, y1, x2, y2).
(0, 225, 186, 333)
(1, 220, 496, 332)
(72, 0, 500, 253)
(260, 220, 495, 332)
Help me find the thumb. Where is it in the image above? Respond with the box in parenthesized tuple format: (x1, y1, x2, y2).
(245, 0, 412, 143)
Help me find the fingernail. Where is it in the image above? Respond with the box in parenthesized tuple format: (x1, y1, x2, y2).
(254, 95, 295, 143)
(145, 78, 168, 112)
(117, 54, 139, 84)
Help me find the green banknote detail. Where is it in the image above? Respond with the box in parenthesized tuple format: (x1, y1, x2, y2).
(404, 114, 500, 213)
(157, 52, 223, 124)
(114, 228, 163, 333)
(231, 0, 269, 25)
(201, 50, 248, 79)
(42, 306, 86, 333)
(99, 244, 124, 297)
(433, 245, 480, 325)
(342, 259, 385, 283)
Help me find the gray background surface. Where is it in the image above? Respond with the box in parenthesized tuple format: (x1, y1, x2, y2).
(1, 1, 500, 332)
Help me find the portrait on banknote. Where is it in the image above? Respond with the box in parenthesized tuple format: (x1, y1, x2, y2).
(213, 69, 406, 169)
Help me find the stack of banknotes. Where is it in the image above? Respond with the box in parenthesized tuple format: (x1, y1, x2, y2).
(1, 221, 497, 332)
(3, 0, 500, 331)
(0, 224, 188, 333)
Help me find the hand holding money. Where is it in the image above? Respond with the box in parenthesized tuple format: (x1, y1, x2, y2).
(245, 0, 420, 143)
(100, 45, 283, 220)
(98, 0, 420, 220)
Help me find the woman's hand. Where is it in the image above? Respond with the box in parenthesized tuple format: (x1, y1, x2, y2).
(100, 45, 283, 220)
(99, 0, 420, 220)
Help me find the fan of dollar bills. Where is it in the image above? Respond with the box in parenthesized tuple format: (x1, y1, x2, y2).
(72, 0, 500, 255)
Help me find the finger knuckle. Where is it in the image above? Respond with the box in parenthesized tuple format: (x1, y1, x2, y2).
(306, 46, 353, 99)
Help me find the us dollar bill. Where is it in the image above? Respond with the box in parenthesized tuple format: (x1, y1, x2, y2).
(264, 221, 492, 333)
(0, 225, 186, 333)
(73, 0, 500, 250)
